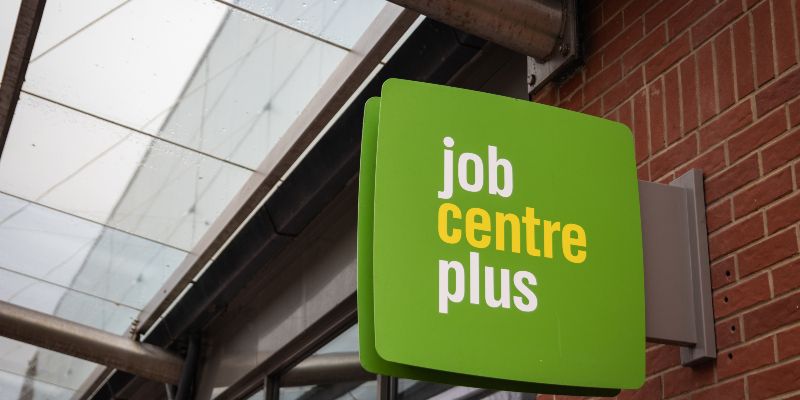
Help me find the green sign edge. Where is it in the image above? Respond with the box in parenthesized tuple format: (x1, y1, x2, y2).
(357, 93, 621, 397)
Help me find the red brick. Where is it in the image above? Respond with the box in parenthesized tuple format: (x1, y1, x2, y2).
(584, 62, 622, 101)
(534, 84, 557, 105)
(603, 106, 620, 123)
(664, 68, 682, 144)
(778, 324, 800, 360)
(732, 17, 755, 99)
(739, 229, 798, 276)
(791, 98, 800, 126)
(774, 259, 800, 295)
(691, 0, 744, 47)
(715, 316, 743, 350)
(744, 291, 800, 338)
(646, 345, 680, 375)
(707, 198, 733, 234)
(589, 12, 624, 56)
(618, 376, 662, 400)
(603, 68, 644, 113)
(645, 1, 685, 33)
(732, 108, 788, 161)
(766, 192, 800, 233)
(704, 154, 760, 203)
(717, 337, 775, 379)
(648, 78, 666, 151)
(662, 363, 714, 397)
(697, 43, 717, 123)
(755, 67, 800, 117)
(645, 32, 690, 81)
(633, 90, 649, 162)
(622, 0, 651, 27)
(714, 30, 736, 112)
(668, 0, 716, 39)
(559, 89, 583, 111)
(657, 172, 675, 184)
(651, 134, 698, 179)
(753, 2, 776, 86)
(637, 162, 650, 180)
(674, 144, 727, 178)
(584, 54, 603, 79)
(699, 101, 753, 150)
(711, 255, 737, 289)
(691, 379, 745, 400)
(603, 0, 629, 22)
(679, 54, 699, 133)
(559, 72, 583, 100)
(587, 6, 603, 35)
(713, 273, 771, 318)
(708, 212, 764, 260)
(583, 98, 602, 117)
(773, 0, 799, 73)
(763, 129, 800, 174)
(624, 25, 667, 76)
(748, 359, 800, 400)
(734, 167, 793, 218)
(604, 19, 645, 65)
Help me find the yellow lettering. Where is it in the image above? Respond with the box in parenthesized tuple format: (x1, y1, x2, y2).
(466, 207, 491, 248)
(562, 224, 587, 263)
(522, 207, 541, 257)
(437, 203, 462, 244)
(543, 220, 561, 259)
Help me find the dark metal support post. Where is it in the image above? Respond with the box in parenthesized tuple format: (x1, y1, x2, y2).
(0, 0, 46, 160)
(0, 300, 184, 383)
(175, 334, 201, 400)
(377, 375, 397, 400)
(640, 169, 716, 365)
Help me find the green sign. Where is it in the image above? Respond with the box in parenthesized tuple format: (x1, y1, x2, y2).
(358, 79, 645, 394)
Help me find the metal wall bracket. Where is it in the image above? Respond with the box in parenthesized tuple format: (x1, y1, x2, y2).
(640, 169, 716, 365)
(527, 0, 580, 94)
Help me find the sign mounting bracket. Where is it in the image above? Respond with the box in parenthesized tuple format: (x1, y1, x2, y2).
(640, 169, 717, 366)
(527, 0, 581, 94)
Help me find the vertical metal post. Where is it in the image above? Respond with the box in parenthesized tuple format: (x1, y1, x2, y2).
(265, 376, 280, 400)
(175, 334, 201, 400)
(378, 375, 397, 400)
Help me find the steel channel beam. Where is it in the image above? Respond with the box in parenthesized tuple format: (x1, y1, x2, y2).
(0, 301, 183, 384)
(386, 0, 564, 60)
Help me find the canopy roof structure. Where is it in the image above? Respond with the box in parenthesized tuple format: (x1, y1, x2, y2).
(0, 0, 416, 397)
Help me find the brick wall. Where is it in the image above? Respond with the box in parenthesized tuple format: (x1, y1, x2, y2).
(533, 0, 800, 398)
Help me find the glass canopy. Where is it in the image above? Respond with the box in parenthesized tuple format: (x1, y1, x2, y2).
(0, 0, 389, 397)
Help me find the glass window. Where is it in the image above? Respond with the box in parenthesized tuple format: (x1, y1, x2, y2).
(0, 0, 21, 73)
(0, 0, 398, 396)
(278, 324, 376, 400)
(397, 380, 536, 400)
